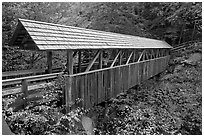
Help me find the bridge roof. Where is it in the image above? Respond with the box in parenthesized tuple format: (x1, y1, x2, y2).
(9, 18, 172, 50)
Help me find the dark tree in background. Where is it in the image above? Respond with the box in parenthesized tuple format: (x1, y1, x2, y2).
(2, 2, 202, 71)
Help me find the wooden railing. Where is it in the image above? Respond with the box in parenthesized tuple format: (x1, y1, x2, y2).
(171, 40, 201, 52)
(2, 72, 63, 96)
(64, 55, 170, 109)
(2, 67, 62, 80)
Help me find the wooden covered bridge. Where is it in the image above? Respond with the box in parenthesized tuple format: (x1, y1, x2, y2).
(8, 18, 172, 110)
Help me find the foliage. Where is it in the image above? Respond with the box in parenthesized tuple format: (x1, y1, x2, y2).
(3, 105, 86, 135)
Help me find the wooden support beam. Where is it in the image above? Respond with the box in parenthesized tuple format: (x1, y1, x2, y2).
(126, 51, 134, 64)
(65, 75, 72, 112)
(132, 50, 136, 62)
(65, 50, 73, 112)
(110, 50, 121, 67)
(99, 50, 103, 69)
(85, 50, 101, 72)
(78, 51, 81, 73)
(137, 50, 144, 62)
(66, 50, 73, 75)
(47, 51, 52, 73)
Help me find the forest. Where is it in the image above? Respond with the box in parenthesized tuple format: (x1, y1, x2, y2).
(2, 2, 202, 135)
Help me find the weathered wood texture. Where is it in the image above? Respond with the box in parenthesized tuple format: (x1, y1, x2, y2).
(65, 55, 170, 109)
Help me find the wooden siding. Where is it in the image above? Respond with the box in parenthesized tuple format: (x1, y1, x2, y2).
(65, 55, 170, 109)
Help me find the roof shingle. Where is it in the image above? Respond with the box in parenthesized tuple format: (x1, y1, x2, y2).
(9, 18, 172, 50)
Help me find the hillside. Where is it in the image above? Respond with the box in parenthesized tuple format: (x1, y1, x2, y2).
(2, 42, 202, 135)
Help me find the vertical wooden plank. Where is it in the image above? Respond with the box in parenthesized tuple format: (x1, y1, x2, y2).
(132, 63, 135, 86)
(65, 75, 72, 112)
(101, 70, 104, 103)
(93, 72, 97, 105)
(84, 74, 88, 109)
(102, 71, 105, 103)
(147, 61, 150, 79)
(87, 73, 93, 108)
(154, 59, 157, 76)
(130, 64, 133, 87)
(121, 67, 124, 91)
(87, 73, 91, 108)
(109, 69, 113, 99)
(132, 64, 135, 85)
(125, 66, 127, 91)
(92, 72, 96, 105)
(71, 76, 75, 108)
(135, 63, 139, 85)
(88, 73, 91, 108)
(47, 51, 52, 73)
(90, 73, 94, 106)
(117, 67, 120, 95)
(124, 66, 130, 90)
(113, 68, 117, 97)
(151, 60, 153, 77)
(124, 66, 127, 91)
(149, 60, 152, 78)
(105, 70, 108, 100)
(143, 62, 146, 81)
(107, 69, 111, 100)
(80, 75, 85, 108)
(97, 71, 102, 104)
(114, 68, 119, 97)
(113, 68, 116, 97)
(73, 76, 77, 108)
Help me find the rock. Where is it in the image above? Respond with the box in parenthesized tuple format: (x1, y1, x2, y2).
(174, 65, 183, 73)
(2, 117, 15, 135)
(181, 53, 201, 66)
(161, 74, 174, 81)
(81, 115, 95, 135)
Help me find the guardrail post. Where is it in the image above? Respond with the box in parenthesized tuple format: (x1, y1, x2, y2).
(21, 79, 28, 108)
